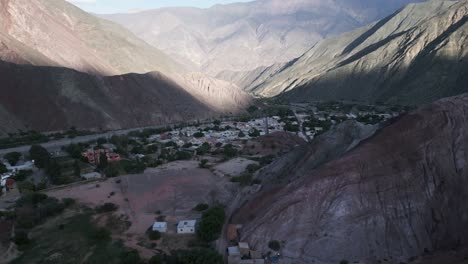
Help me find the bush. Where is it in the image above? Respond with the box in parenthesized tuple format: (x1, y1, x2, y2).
(4, 152, 21, 166)
(91, 227, 111, 241)
(148, 230, 161, 241)
(13, 230, 30, 246)
(120, 250, 144, 264)
(198, 159, 209, 168)
(246, 164, 261, 173)
(12, 170, 33, 182)
(170, 249, 223, 264)
(339, 260, 349, 264)
(197, 206, 225, 242)
(95, 203, 118, 213)
(268, 240, 281, 251)
(193, 203, 209, 211)
(193, 132, 204, 138)
(62, 198, 76, 207)
(29, 145, 50, 168)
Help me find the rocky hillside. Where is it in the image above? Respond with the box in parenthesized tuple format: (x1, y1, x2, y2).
(0, 0, 183, 75)
(0, 61, 250, 134)
(228, 0, 467, 105)
(103, 0, 420, 74)
(0, 0, 252, 133)
(232, 93, 468, 264)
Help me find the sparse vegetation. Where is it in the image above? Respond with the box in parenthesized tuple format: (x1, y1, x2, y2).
(196, 205, 226, 242)
(268, 240, 281, 251)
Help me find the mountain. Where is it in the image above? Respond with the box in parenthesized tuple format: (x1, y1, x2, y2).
(103, 0, 421, 75)
(0, 61, 250, 134)
(0, 0, 182, 75)
(232, 93, 468, 264)
(0, 0, 251, 133)
(221, 0, 468, 105)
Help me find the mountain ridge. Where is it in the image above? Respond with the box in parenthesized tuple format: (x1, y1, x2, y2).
(223, 0, 468, 105)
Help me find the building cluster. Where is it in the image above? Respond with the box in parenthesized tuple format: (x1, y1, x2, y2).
(152, 219, 197, 234)
(82, 145, 121, 165)
(1, 160, 34, 194)
(148, 118, 285, 150)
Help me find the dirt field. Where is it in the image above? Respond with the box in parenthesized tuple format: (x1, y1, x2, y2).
(212, 157, 258, 177)
(47, 160, 237, 256)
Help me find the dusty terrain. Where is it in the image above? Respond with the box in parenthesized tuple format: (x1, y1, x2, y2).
(47, 160, 238, 256)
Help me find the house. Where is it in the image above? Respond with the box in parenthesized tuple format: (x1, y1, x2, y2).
(5, 161, 34, 172)
(177, 220, 196, 234)
(239, 242, 250, 256)
(81, 172, 102, 180)
(152, 222, 167, 233)
(227, 246, 241, 256)
(227, 224, 238, 241)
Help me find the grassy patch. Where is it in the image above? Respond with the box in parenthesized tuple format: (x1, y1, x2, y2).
(11, 213, 126, 264)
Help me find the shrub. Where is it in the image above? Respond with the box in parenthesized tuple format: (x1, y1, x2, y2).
(91, 227, 111, 241)
(96, 203, 118, 213)
(268, 240, 281, 251)
(13, 230, 30, 246)
(196, 206, 225, 242)
(62, 198, 76, 207)
(4, 152, 21, 166)
(148, 230, 161, 241)
(193, 203, 209, 211)
(339, 260, 349, 264)
(198, 159, 209, 168)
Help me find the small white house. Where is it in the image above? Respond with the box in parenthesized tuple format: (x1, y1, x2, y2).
(177, 220, 196, 234)
(152, 222, 167, 233)
(81, 172, 102, 180)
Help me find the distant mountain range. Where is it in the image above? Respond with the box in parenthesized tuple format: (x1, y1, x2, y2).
(218, 0, 468, 105)
(103, 0, 422, 74)
(0, 0, 251, 134)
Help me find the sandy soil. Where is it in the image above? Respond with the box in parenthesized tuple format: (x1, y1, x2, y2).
(212, 158, 258, 177)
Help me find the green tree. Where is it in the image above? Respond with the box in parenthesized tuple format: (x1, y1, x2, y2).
(196, 142, 211, 155)
(193, 131, 205, 138)
(4, 152, 21, 166)
(98, 152, 108, 170)
(0, 163, 7, 174)
(249, 128, 261, 137)
(198, 159, 209, 168)
(170, 249, 223, 264)
(29, 145, 50, 168)
(196, 206, 226, 242)
(223, 144, 238, 159)
(73, 160, 81, 177)
(238, 131, 246, 138)
(268, 240, 281, 251)
(47, 159, 62, 184)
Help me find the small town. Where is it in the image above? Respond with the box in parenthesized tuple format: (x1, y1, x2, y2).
(0, 102, 406, 264)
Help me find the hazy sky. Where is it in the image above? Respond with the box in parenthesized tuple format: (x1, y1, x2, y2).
(66, 0, 253, 14)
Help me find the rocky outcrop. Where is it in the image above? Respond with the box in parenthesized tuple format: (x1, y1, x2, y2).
(235, 0, 468, 105)
(103, 0, 420, 75)
(233, 93, 468, 264)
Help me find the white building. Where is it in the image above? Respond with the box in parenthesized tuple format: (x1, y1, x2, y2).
(177, 220, 196, 234)
(5, 161, 34, 172)
(81, 172, 102, 180)
(152, 222, 167, 233)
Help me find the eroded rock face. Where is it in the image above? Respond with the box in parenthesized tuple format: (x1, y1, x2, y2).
(233, 94, 468, 264)
(233, 0, 468, 105)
